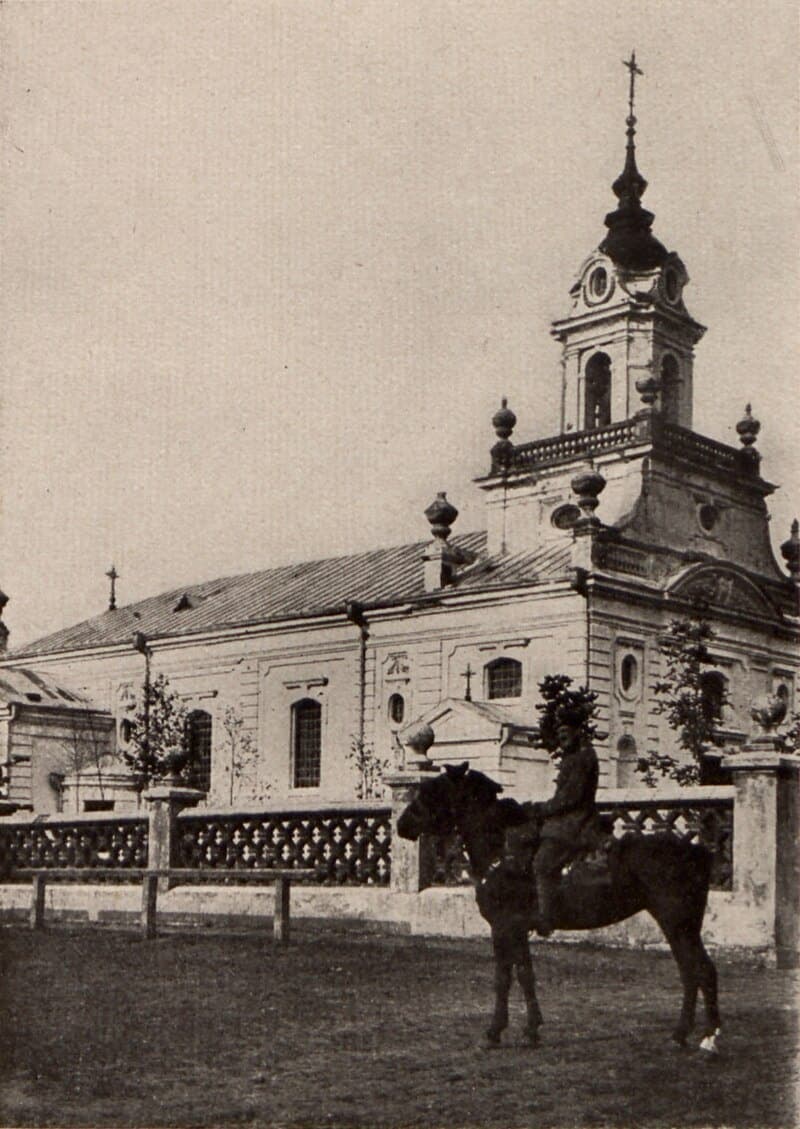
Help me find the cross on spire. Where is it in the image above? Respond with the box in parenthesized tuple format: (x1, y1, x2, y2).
(461, 663, 475, 703)
(623, 50, 643, 120)
(105, 564, 119, 611)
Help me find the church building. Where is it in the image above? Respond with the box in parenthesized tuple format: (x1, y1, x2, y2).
(2, 64, 798, 814)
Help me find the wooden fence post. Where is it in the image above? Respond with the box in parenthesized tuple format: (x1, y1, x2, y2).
(274, 875, 290, 944)
(30, 873, 46, 930)
(141, 872, 159, 940)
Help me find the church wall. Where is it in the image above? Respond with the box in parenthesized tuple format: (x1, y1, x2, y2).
(591, 586, 800, 786)
(10, 583, 588, 809)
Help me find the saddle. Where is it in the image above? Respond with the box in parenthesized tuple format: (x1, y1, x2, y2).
(502, 814, 615, 878)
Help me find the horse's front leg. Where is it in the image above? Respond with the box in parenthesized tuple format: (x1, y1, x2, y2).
(487, 929, 513, 1046)
(514, 933, 543, 1047)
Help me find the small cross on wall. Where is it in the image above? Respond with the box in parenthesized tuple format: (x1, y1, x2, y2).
(461, 663, 475, 703)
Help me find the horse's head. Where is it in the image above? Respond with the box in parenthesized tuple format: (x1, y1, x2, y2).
(396, 762, 504, 841)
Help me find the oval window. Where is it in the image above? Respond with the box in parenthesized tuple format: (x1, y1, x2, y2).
(620, 654, 638, 694)
(589, 267, 608, 299)
(698, 503, 718, 533)
(664, 268, 680, 302)
(552, 503, 581, 530)
(388, 693, 405, 726)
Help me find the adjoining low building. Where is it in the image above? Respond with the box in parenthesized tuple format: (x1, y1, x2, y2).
(0, 667, 119, 813)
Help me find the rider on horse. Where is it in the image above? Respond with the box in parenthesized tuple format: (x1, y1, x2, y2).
(506, 706, 600, 937)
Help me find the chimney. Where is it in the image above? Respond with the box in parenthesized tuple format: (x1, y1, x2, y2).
(422, 493, 459, 592)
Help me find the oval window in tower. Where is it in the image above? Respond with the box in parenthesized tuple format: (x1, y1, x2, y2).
(620, 653, 639, 697)
(663, 266, 681, 303)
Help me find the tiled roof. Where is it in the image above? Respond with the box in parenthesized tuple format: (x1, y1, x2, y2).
(9, 532, 571, 658)
(0, 666, 95, 710)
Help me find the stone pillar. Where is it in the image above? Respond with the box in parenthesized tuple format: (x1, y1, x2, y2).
(386, 721, 439, 894)
(722, 743, 800, 968)
(144, 785, 204, 890)
(385, 770, 438, 893)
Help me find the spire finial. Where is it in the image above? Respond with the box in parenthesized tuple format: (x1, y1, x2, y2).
(105, 564, 119, 611)
(623, 50, 643, 122)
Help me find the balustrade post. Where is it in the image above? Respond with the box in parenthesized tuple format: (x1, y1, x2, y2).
(722, 742, 800, 968)
(386, 723, 439, 894)
(385, 770, 438, 893)
(143, 785, 204, 892)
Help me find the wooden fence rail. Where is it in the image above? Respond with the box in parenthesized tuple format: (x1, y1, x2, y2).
(17, 867, 316, 944)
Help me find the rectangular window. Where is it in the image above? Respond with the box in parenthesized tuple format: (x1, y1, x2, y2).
(293, 700, 322, 788)
(83, 799, 115, 812)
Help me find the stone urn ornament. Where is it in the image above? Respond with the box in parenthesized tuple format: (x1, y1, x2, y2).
(400, 721, 435, 769)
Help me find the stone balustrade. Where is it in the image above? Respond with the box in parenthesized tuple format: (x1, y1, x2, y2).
(0, 742, 796, 965)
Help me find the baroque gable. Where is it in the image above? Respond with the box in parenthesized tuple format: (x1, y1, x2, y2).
(667, 564, 779, 621)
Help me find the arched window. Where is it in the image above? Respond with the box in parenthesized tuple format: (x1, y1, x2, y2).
(292, 699, 322, 788)
(616, 735, 638, 787)
(584, 353, 611, 431)
(387, 693, 405, 727)
(660, 354, 680, 425)
(700, 671, 728, 729)
(485, 657, 522, 700)
(186, 710, 213, 792)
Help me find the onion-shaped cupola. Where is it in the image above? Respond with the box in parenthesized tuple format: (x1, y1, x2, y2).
(599, 52, 668, 272)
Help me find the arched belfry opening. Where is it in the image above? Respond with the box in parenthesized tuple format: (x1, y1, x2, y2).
(584, 353, 612, 430)
(660, 353, 680, 425)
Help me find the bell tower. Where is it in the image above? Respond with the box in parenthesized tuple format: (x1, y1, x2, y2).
(552, 53, 705, 433)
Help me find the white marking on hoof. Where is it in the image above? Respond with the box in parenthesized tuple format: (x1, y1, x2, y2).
(699, 1028, 721, 1055)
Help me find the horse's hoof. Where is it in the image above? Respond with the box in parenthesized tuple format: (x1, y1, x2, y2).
(522, 1031, 540, 1049)
(698, 1029, 721, 1056)
(485, 1030, 502, 1049)
(671, 1031, 688, 1048)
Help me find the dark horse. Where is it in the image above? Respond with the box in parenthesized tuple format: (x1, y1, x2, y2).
(397, 763, 721, 1052)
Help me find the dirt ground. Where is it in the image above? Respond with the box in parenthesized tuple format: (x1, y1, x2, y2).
(0, 921, 797, 1129)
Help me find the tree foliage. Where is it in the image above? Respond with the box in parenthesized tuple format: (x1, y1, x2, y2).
(638, 601, 729, 786)
(123, 672, 189, 791)
(536, 675, 599, 758)
(347, 736, 390, 800)
(221, 704, 271, 805)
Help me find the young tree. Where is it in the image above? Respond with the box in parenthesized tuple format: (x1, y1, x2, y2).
(57, 709, 114, 811)
(536, 675, 599, 758)
(639, 600, 729, 786)
(220, 704, 271, 805)
(123, 672, 189, 791)
(346, 736, 390, 800)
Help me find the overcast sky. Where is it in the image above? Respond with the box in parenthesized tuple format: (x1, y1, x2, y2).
(1, 0, 798, 647)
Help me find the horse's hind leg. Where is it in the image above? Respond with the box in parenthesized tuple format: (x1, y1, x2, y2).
(690, 935, 720, 1047)
(487, 930, 514, 1046)
(654, 918, 699, 1046)
(514, 936, 543, 1046)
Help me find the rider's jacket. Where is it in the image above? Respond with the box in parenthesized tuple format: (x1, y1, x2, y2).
(538, 740, 599, 844)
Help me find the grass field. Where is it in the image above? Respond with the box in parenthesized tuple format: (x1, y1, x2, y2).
(0, 921, 797, 1128)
